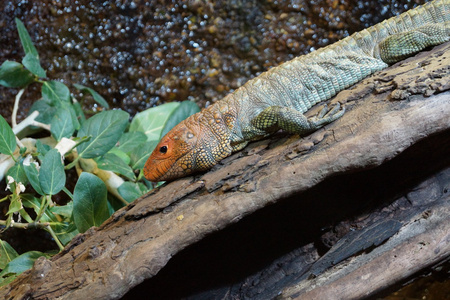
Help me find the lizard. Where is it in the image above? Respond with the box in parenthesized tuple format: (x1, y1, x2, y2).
(144, 0, 450, 182)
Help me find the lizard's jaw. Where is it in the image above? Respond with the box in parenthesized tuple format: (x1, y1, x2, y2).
(143, 156, 177, 182)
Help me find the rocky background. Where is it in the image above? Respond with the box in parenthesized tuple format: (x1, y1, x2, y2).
(0, 0, 424, 119)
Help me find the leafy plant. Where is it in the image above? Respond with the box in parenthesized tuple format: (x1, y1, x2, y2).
(0, 18, 200, 285)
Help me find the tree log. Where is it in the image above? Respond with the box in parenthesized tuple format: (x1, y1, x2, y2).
(1, 42, 449, 300)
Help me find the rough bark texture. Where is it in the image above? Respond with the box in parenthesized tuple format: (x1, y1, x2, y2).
(1, 42, 449, 300)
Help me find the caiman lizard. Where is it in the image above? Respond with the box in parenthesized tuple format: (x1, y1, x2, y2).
(144, 0, 450, 182)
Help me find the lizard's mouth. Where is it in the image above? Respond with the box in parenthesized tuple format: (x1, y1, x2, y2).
(144, 153, 184, 182)
(143, 156, 173, 182)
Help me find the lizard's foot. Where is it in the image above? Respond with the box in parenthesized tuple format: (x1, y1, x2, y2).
(310, 103, 345, 128)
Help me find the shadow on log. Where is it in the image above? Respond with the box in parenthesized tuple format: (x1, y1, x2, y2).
(1, 42, 449, 300)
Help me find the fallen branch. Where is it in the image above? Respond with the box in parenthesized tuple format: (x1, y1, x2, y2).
(1, 42, 449, 300)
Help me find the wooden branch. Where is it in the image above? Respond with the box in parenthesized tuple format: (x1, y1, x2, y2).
(283, 184, 450, 299)
(1, 42, 449, 300)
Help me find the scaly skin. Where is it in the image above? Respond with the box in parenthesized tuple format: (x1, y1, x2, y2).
(144, 0, 450, 182)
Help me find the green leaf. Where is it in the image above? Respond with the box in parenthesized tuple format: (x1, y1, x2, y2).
(129, 102, 179, 141)
(118, 181, 148, 203)
(22, 53, 46, 78)
(72, 172, 110, 233)
(72, 101, 86, 125)
(6, 161, 28, 186)
(15, 18, 46, 78)
(0, 251, 48, 277)
(23, 159, 44, 196)
(66, 103, 81, 131)
(129, 140, 157, 170)
(21, 195, 76, 244)
(0, 275, 16, 287)
(107, 194, 125, 213)
(117, 131, 147, 154)
(51, 107, 75, 141)
(51, 222, 78, 246)
(25, 196, 77, 245)
(0, 115, 17, 156)
(28, 99, 57, 126)
(42, 81, 70, 104)
(7, 194, 22, 215)
(18, 207, 33, 223)
(76, 110, 129, 159)
(50, 201, 73, 219)
(15, 18, 39, 58)
(107, 147, 130, 165)
(0, 61, 35, 88)
(35, 140, 51, 161)
(0, 240, 19, 269)
(73, 84, 109, 109)
(160, 100, 200, 138)
(39, 149, 66, 195)
(96, 153, 135, 180)
(22, 194, 51, 219)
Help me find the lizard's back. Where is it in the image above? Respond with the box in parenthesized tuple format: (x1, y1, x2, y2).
(229, 0, 449, 138)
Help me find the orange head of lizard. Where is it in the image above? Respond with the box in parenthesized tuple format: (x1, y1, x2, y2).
(143, 116, 232, 182)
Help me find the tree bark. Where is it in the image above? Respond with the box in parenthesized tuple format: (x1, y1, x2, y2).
(1, 42, 449, 300)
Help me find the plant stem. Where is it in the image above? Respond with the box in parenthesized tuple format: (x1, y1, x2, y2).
(12, 110, 39, 135)
(65, 154, 80, 170)
(11, 89, 25, 128)
(35, 195, 50, 223)
(0, 220, 65, 251)
(15, 136, 25, 149)
(0, 220, 50, 229)
(46, 225, 64, 251)
(32, 121, 51, 131)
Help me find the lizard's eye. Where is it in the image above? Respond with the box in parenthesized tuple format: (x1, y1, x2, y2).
(159, 145, 168, 154)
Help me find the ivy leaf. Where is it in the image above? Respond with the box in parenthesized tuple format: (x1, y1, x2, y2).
(73, 83, 109, 109)
(72, 172, 110, 233)
(42, 80, 70, 104)
(160, 100, 200, 138)
(0, 115, 17, 156)
(76, 110, 129, 159)
(39, 149, 66, 195)
(0, 61, 35, 88)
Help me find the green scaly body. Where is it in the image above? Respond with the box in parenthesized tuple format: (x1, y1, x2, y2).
(144, 0, 450, 182)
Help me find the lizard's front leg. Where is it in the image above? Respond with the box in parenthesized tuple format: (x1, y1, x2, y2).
(250, 103, 345, 136)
